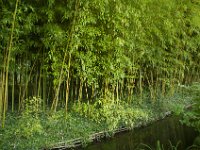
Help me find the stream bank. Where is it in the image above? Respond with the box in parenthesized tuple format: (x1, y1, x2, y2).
(84, 116, 198, 150)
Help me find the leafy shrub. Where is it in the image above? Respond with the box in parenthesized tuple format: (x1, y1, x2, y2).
(15, 115, 43, 138)
(72, 98, 149, 130)
(16, 97, 44, 138)
(22, 97, 42, 115)
(181, 83, 200, 133)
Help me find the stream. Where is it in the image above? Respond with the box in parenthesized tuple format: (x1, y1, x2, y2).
(84, 116, 198, 150)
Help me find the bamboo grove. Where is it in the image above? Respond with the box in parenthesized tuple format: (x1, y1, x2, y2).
(0, 0, 200, 127)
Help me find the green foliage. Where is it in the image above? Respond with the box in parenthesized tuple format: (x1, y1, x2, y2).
(22, 97, 42, 116)
(1, 0, 200, 113)
(16, 97, 43, 139)
(0, 93, 193, 149)
(0, 97, 44, 149)
(1, 0, 200, 148)
(0, 110, 103, 149)
(181, 83, 200, 133)
(15, 115, 43, 139)
(193, 136, 200, 146)
(137, 140, 181, 150)
(72, 98, 150, 130)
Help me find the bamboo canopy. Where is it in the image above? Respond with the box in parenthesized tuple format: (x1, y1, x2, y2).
(0, 0, 200, 127)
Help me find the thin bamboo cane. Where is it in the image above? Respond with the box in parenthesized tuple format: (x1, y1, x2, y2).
(12, 71, 15, 112)
(2, 0, 19, 128)
(51, 0, 79, 112)
(65, 53, 71, 114)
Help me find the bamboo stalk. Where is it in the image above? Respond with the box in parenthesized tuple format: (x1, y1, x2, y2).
(51, 0, 79, 112)
(0, 71, 3, 120)
(12, 71, 15, 112)
(78, 78, 83, 101)
(139, 69, 143, 99)
(85, 81, 89, 100)
(91, 83, 95, 101)
(20, 58, 37, 109)
(65, 53, 71, 114)
(42, 70, 47, 110)
(75, 78, 78, 101)
(116, 81, 119, 101)
(2, 0, 19, 128)
(37, 69, 41, 97)
(145, 72, 154, 100)
(18, 70, 22, 111)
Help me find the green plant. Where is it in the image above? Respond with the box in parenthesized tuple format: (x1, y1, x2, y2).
(1, 0, 200, 122)
(16, 97, 43, 138)
(181, 83, 200, 133)
(0, 0, 200, 148)
(137, 140, 181, 150)
(72, 98, 149, 130)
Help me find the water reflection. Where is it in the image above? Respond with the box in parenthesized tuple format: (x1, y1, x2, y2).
(85, 116, 197, 150)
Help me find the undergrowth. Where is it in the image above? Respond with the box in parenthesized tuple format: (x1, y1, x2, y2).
(0, 92, 193, 150)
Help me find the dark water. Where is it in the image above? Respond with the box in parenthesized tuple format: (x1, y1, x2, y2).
(84, 116, 198, 150)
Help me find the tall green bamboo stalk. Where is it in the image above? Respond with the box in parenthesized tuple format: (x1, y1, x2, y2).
(11, 71, 15, 112)
(51, 0, 79, 112)
(65, 52, 71, 114)
(2, 0, 19, 128)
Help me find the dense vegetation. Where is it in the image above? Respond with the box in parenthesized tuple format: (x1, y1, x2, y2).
(181, 83, 200, 147)
(0, 0, 200, 149)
